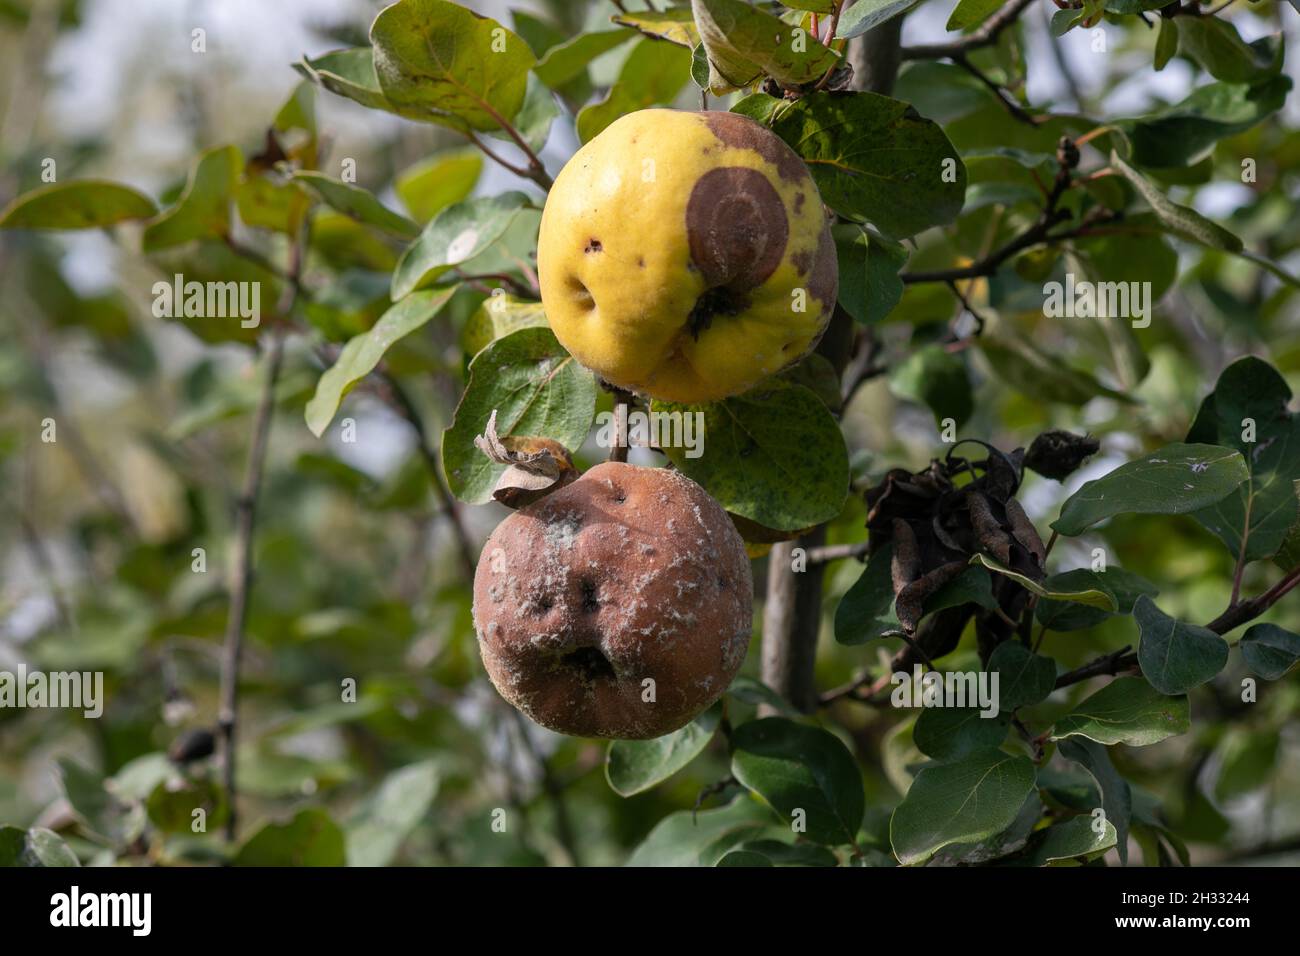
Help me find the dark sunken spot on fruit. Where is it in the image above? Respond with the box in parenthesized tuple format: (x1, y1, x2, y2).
(584, 238, 602, 253)
(563, 646, 615, 681)
(685, 166, 788, 336)
(580, 578, 599, 612)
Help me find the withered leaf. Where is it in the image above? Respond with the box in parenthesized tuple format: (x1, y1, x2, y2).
(474, 409, 578, 509)
(1004, 497, 1046, 567)
(968, 492, 1013, 565)
(896, 560, 968, 634)
(891, 518, 921, 595)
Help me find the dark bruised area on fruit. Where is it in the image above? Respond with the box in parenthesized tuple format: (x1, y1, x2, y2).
(685, 166, 788, 338)
(702, 110, 810, 185)
(560, 645, 616, 682)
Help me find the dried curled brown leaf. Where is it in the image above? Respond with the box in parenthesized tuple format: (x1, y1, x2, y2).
(474, 409, 579, 509)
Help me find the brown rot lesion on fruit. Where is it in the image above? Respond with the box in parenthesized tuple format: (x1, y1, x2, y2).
(687, 286, 749, 339)
(579, 578, 600, 612)
(560, 646, 616, 682)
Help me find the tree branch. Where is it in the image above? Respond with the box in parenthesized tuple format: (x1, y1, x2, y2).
(1206, 563, 1300, 636)
(901, 0, 1037, 60)
(380, 372, 478, 582)
(1054, 646, 1139, 690)
(217, 228, 305, 844)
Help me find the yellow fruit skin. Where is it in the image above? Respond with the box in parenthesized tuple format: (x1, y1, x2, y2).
(538, 109, 837, 404)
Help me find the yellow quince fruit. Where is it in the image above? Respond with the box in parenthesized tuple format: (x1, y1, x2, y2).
(537, 109, 837, 404)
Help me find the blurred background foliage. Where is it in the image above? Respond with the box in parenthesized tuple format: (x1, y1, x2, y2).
(0, 0, 1297, 866)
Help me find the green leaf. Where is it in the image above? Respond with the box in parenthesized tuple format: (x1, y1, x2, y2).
(624, 795, 774, 866)
(718, 839, 838, 867)
(145, 777, 226, 834)
(1111, 153, 1242, 252)
(305, 288, 456, 437)
(606, 704, 721, 797)
(1154, 17, 1178, 72)
(1136, 595, 1229, 694)
(1035, 567, 1158, 631)
(509, 72, 560, 153)
(612, 7, 700, 48)
(370, 0, 534, 133)
(833, 223, 908, 325)
(58, 758, 144, 847)
(834, 543, 900, 644)
(731, 718, 865, 846)
(923, 565, 998, 616)
(971, 554, 1117, 610)
(890, 749, 1037, 866)
(1058, 737, 1131, 865)
(142, 145, 241, 251)
(460, 294, 549, 357)
(391, 192, 530, 299)
(292, 172, 419, 239)
(1186, 357, 1300, 563)
(442, 327, 598, 504)
(913, 707, 1010, 760)
(691, 0, 839, 94)
(890, 344, 972, 428)
(757, 91, 965, 238)
(1052, 442, 1249, 536)
(1175, 17, 1279, 86)
(1119, 75, 1291, 168)
(987, 640, 1056, 710)
(0, 180, 156, 230)
(947, 0, 1004, 31)
(1011, 815, 1117, 866)
(295, 47, 433, 122)
(235, 171, 311, 236)
(234, 808, 347, 866)
(345, 761, 439, 867)
(0, 826, 79, 867)
(979, 333, 1135, 407)
(837, 0, 920, 39)
(533, 29, 633, 89)
(1051, 676, 1190, 746)
(1238, 623, 1300, 680)
(727, 675, 801, 716)
(576, 39, 692, 144)
(395, 149, 483, 224)
(655, 381, 849, 533)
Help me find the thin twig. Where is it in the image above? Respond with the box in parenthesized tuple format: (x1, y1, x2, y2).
(1053, 646, 1138, 689)
(217, 227, 305, 843)
(381, 372, 478, 582)
(507, 709, 581, 866)
(951, 53, 1042, 127)
(218, 326, 288, 844)
(901, 0, 1037, 60)
(805, 540, 871, 565)
(1206, 563, 1300, 636)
